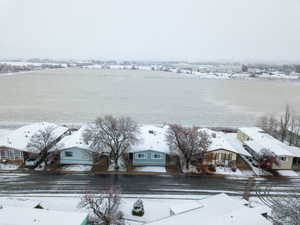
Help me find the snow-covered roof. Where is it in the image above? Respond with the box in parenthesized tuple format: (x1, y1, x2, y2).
(170, 201, 203, 215)
(287, 146, 300, 158)
(0, 122, 68, 153)
(224, 133, 252, 157)
(0, 206, 88, 225)
(129, 125, 170, 154)
(201, 129, 251, 156)
(52, 125, 91, 152)
(147, 193, 271, 225)
(238, 127, 295, 157)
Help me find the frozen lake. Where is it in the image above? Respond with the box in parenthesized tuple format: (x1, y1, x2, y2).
(0, 68, 300, 128)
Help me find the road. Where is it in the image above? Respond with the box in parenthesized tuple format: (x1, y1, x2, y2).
(0, 173, 299, 196)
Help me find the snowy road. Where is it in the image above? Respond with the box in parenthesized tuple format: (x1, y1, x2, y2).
(0, 173, 299, 196)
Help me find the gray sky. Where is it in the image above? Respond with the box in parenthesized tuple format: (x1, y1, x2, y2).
(0, 0, 300, 62)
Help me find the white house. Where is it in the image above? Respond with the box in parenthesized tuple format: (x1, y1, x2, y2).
(287, 145, 300, 169)
(147, 193, 271, 225)
(52, 126, 94, 166)
(237, 127, 296, 170)
(0, 122, 68, 164)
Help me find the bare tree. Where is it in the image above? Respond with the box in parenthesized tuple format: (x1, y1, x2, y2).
(257, 187, 300, 225)
(26, 126, 64, 168)
(79, 186, 124, 225)
(279, 105, 291, 142)
(83, 115, 139, 170)
(257, 115, 269, 131)
(166, 124, 211, 171)
(257, 114, 279, 138)
(257, 148, 280, 171)
(288, 115, 300, 147)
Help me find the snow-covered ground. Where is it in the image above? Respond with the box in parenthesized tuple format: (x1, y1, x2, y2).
(0, 194, 270, 225)
(134, 166, 167, 173)
(277, 170, 299, 177)
(215, 167, 243, 176)
(0, 194, 205, 224)
(61, 165, 92, 172)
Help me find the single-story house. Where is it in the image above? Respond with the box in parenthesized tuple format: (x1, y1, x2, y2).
(237, 127, 296, 170)
(51, 126, 94, 165)
(0, 122, 69, 164)
(199, 129, 252, 168)
(0, 205, 88, 225)
(146, 193, 272, 225)
(287, 145, 300, 170)
(128, 125, 170, 168)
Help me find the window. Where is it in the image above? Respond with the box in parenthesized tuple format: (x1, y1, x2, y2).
(135, 153, 146, 159)
(65, 151, 73, 157)
(280, 157, 286, 161)
(152, 153, 162, 159)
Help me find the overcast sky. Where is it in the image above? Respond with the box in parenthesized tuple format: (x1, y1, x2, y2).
(0, 0, 300, 62)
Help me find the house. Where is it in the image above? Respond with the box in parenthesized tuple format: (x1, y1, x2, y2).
(146, 193, 272, 225)
(237, 127, 296, 170)
(0, 205, 88, 225)
(287, 145, 300, 170)
(50, 126, 94, 166)
(0, 122, 69, 164)
(128, 125, 170, 168)
(200, 129, 252, 168)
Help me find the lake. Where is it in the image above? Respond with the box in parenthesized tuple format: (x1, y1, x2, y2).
(0, 68, 299, 128)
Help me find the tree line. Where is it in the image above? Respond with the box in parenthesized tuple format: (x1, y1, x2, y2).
(257, 105, 300, 147)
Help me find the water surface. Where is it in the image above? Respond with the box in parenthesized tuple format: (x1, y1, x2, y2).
(0, 68, 299, 127)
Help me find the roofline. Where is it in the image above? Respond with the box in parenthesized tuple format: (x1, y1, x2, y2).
(207, 148, 251, 156)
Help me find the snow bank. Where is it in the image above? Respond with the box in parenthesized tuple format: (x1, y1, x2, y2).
(277, 170, 298, 177)
(61, 165, 92, 172)
(215, 167, 243, 176)
(134, 166, 166, 173)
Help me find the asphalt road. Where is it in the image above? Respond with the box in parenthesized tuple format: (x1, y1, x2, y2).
(0, 173, 299, 196)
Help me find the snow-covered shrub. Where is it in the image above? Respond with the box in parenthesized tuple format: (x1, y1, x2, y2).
(132, 199, 144, 217)
(257, 148, 280, 170)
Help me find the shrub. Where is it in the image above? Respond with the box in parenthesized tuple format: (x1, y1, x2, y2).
(132, 199, 144, 217)
(208, 164, 216, 172)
